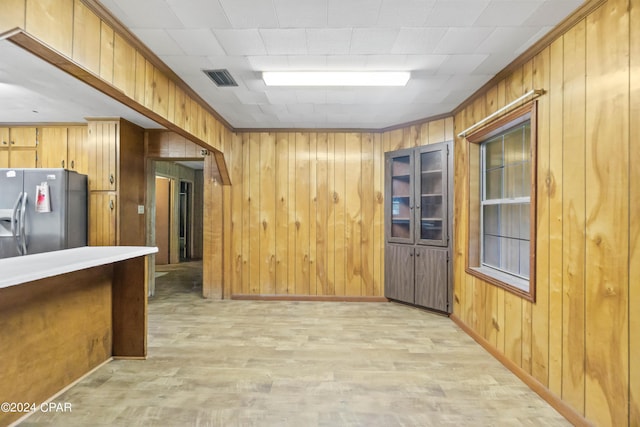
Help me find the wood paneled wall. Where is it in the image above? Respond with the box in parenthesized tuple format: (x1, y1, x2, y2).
(0, 0, 230, 183)
(453, 0, 638, 425)
(222, 118, 453, 298)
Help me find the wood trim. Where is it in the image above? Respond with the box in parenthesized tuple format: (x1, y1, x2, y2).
(79, 0, 233, 131)
(6, 30, 231, 185)
(231, 294, 389, 302)
(453, 0, 606, 115)
(450, 314, 592, 427)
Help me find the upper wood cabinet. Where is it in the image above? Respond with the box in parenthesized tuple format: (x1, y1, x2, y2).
(36, 126, 88, 172)
(0, 127, 38, 168)
(87, 120, 118, 191)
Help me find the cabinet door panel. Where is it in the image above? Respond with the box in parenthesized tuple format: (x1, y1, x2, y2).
(9, 127, 37, 147)
(416, 142, 448, 246)
(0, 150, 8, 168)
(39, 127, 68, 168)
(67, 126, 88, 174)
(385, 149, 415, 244)
(89, 192, 117, 246)
(414, 246, 448, 312)
(87, 121, 117, 191)
(384, 244, 414, 303)
(10, 149, 37, 168)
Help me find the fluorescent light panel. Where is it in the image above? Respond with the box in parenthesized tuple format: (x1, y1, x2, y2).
(263, 71, 410, 87)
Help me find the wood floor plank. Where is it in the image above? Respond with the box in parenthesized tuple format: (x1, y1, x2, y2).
(22, 262, 570, 427)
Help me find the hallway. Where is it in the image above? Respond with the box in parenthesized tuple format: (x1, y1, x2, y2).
(21, 263, 568, 426)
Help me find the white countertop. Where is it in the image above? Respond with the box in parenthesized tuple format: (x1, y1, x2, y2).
(0, 246, 158, 289)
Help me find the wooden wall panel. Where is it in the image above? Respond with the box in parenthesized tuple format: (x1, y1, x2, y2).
(531, 47, 550, 387)
(71, 0, 100, 74)
(0, 0, 25, 31)
(113, 33, 136, 99)
(259, 133, 276, 294)
(225, 124, 455, 298)
(99, 22, 114, 83)
(452, 0, 636, 425)
(275, 133, 289, 295)
(295, 133, 311, 295)
(547, 37, 564, 397)
(25, 0, 73, 57)
(345, 132, 362, 296)
(561, 20, 586, 413)
(584, 2, 629, 426)
(630, 0, 640, 424)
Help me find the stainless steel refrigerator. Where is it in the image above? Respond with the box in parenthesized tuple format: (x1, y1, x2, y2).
(0, 168, 87, 258)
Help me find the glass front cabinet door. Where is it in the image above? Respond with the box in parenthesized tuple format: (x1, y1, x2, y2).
(385, 148, 414, 243)
(415, 144, 448, 246)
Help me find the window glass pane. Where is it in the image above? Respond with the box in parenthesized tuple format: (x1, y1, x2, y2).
(504, 126, 524, 164)
(483, 204, 499, 236)
(501, 236, 519, 274)
(505, 163, 527, 198)
(483, 235, 500, 268)
(485, 137, 503, 169)
(485, 168, 503, 200)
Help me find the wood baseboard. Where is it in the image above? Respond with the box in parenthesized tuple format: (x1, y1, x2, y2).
(231, 294, 388, 302)
(449, 314, 592, 427)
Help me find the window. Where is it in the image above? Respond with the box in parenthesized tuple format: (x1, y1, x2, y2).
(466, 102, 536, 301)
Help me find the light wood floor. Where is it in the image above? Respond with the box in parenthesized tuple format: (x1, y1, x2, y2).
(21, 261, 568, 426)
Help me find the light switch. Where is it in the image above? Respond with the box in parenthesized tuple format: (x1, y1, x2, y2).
(138, 205, 145, 214)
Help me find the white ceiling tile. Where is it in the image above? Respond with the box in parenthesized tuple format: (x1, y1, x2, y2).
(525, 1, 582, 26)
(113, 0, 183, 28)
(447, 74, 493, 91)
(435, 54, 488, 75)
(328, 0, 383, 27)
(514, 26, 552, 55)
(214, 30, 267, 55)
(167, 29, 226, 56)
(475, 27, 540, 55)
(160, 55, 217, 75)
(306, 29, 352, 55)
(296, 90, 327, 104)
(206, 56, 252, 72)
(425, 1, 489, 26)
(274, 0, 328, 28)
(473, 52, 517, 75)
(350, 28, 400, 55)
(266, 89, 299, 104)
(474, 1, 544, 27)
(404, 55, 448, 71)
(392, 28, 447, 54)
(166, 0, 230, 28)
(377, 0, 435, 27)
(234, 89, 269, 104)
(133, 30, 184, 55)
(218, 0, 279, 28)
(326, 55, 368, 69)
(287, 56, 328, 69)
(362, 55, 403, 69)
(248, 56, 290, 70)
(325, 89, 357, 104)
(260, 29, 308, 55)
(433, 28, 494, 54)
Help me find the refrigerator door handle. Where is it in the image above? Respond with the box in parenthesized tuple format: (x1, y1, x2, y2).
(10, 192, 22, 238)
(18, 192, 27, 255)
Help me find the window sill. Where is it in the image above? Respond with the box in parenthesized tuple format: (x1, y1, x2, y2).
(466, 266, 534, 302)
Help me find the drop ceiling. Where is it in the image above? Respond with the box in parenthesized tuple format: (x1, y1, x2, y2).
(97, 0, 583, 129)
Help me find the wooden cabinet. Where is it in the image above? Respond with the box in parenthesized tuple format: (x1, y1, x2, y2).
(0, 127, 38, 167)
(86, 119, 145, 247)
(37, 126, 88, 172)
(384, 141, 452, 313)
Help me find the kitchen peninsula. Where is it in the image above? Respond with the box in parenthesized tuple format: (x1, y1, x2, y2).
(0, 246, 157, 426)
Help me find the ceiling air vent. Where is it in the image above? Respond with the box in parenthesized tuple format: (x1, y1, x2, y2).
(204, 69, 238, 87)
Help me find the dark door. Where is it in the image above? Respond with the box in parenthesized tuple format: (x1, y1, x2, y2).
(414, 246, 448, 312)
(384, 243, 414, 303)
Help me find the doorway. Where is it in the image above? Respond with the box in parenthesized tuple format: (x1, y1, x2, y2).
(179, 180, 192, 261)
(155, 176, 171, 265)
